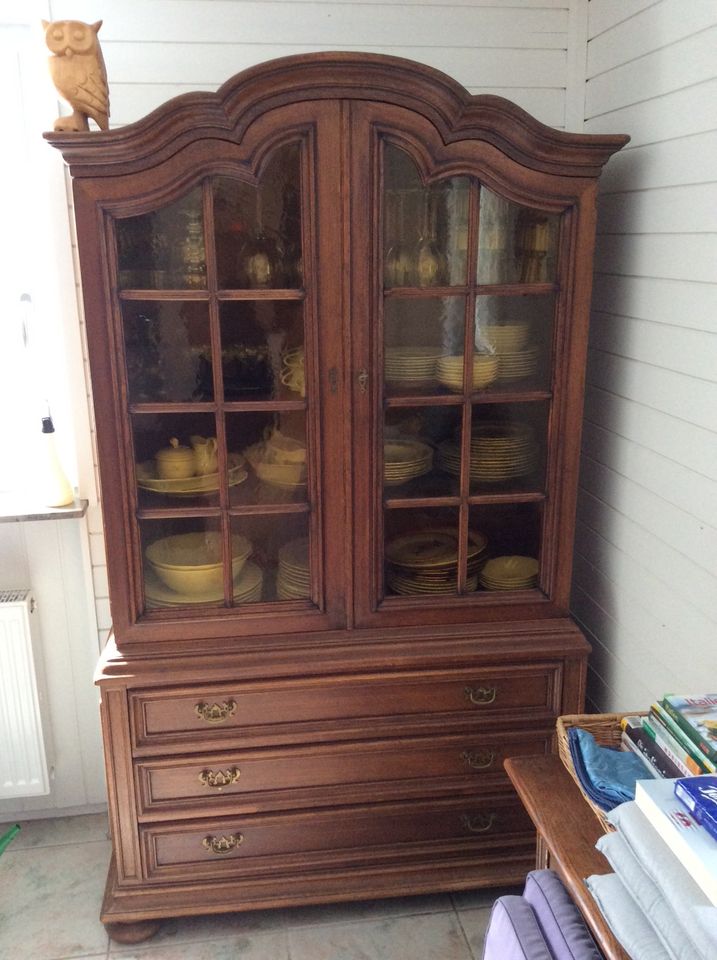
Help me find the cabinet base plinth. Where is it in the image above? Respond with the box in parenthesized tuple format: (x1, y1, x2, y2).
(104, 920, 162, 944)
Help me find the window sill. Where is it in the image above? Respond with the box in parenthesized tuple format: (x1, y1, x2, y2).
(0, 495, 89, 523)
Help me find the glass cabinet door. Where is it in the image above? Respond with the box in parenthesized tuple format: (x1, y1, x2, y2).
(115, 141, 325, 617)
(378, 142, 559, 607)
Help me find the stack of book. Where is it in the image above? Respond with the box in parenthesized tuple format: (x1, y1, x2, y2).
(620, 693, 717, 780)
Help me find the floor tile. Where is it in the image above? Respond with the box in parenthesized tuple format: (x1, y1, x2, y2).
(110, 907, 287, 954)
(0, 813, 109, 849)
(107, 931, 288, 960)
(0, 839, 111, 959)
(455, 906, 493, 960)
(288, 910, 473, 960)
(286, 892, 452, 928)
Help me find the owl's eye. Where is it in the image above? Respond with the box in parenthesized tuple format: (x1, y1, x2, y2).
(73, 30, 84, 40)
(53, 31, 63, 41)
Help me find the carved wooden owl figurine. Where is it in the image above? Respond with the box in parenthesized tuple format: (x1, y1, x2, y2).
(43, 19, 110, 132)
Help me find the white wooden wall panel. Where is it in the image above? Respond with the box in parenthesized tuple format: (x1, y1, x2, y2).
(575, 1, 717, 712)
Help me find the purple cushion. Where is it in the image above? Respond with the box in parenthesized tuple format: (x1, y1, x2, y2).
(524, 870, 603, 960)
(482, 895, 554, 960)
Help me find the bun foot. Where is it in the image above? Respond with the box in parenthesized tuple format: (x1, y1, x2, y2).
(105, 919, 161, 944)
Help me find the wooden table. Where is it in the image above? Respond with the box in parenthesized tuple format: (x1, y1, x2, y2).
(505, 754, 631, 960)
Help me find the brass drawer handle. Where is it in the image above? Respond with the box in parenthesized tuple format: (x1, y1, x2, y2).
(194, 700, 237, 724)
(464, 685, 497, 706)
(461, 749, 495, 770)
(199, 767, 241, 790)
(202, 833, 243, 855)
(461, 813, 496, 834)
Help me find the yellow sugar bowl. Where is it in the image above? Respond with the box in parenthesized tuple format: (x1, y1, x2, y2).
(155, 438, 195, 480)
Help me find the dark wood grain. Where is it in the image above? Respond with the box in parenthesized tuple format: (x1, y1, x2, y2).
(505, 754, 631, 960)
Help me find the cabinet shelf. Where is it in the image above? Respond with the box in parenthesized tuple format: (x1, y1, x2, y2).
(384, 282, 557, 299)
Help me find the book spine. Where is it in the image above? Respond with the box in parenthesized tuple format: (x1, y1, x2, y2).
(622, 719, 681, 779)
(651, 703, 714, 773)
(661, 698, 717, 766)
(644, 715, 700, 777)
(675, 782, 717, 843)
(621, 731, 659, 777)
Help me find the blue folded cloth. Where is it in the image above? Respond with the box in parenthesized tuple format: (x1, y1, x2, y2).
(568, 727, 653, 812)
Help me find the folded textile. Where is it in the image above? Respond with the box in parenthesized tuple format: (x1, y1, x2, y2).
(523, 870, 603, 959)
(585, 872, 672, 960)
(597, 828, 705, 960)
(568, 727, 651, 811)
(607, 800, 717, 959)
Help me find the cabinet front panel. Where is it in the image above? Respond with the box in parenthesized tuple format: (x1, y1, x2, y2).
(140, 794, 532, 882)
(135, 730, 551, 817)
(130, 664, 560, 752)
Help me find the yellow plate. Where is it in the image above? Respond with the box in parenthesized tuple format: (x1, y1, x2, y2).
(144, 561, 263, 606)
(137, 453, 247, 495)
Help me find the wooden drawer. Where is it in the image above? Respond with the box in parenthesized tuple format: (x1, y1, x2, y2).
(139, 793, 533, 882)
(135, 730, 552, 818)
(130, 664, 561, 754)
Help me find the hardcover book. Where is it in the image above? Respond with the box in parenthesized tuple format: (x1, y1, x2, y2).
(674, 776, 717, 843)
(662, 695, 717, 766)
(650, 703, 715, 773)
(646, 709, 706, 776)
(621, 715, 682, 779)
(635, 777, 717, 906)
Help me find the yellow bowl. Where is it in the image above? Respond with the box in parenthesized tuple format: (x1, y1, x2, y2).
(253, 459, 307, 486)
(146, 532, 252, 595)
(484, 322, 530, 352)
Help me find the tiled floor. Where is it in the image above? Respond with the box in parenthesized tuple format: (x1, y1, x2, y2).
(0, 813, 520, 960)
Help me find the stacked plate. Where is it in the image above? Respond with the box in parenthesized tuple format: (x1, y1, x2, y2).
(385, 346, 442, 388)
(385, 528, 488, 596)
(496, 346, 539, 383)
(145, 561, 263, 608)
(437, 354, 499, 392)
(478, 555, 539, 591)
(482, 321, 531, 354)
(437, 422, 539, 483)
(384, 439, 434, 486)
(276, 537, 311, 600)
(136, 453, 247, 497)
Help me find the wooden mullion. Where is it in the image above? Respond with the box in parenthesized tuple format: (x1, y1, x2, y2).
(384, 496, 461, 510)
(467, 491, 546, 506)
(222, 400, 307, 413)
(227, 502, 311, 518)
(137, 507, 222, 521)
(119, 289, 210, 301)
(384, 394, 464, 409)
(217, 289, 305, 301)
(474, 282, 557, 297)
(130, 402, 216, 415)
(384, 285, 469, 299)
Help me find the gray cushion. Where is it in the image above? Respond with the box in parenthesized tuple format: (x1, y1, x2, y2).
(482, 895, 554, 960)
(524, 870, 603, 960)
(585, 872, 672, 960)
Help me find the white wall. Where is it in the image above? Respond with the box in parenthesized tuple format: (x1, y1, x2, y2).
(572, 0, 717, 710)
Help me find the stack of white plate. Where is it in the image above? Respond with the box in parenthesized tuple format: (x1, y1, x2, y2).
(496, 345, 539, 383)
(482, 321, 531, 354)
(384, 439, 434, 486)
(385, 346, 442, 388)
(385, 528, 488, 596)
(437, 422, 539, 483)
(145, 561, 263, 608)
(437, 354, 498, 392)
(478, 555, 539, 591)
(276, 537, 311, 600)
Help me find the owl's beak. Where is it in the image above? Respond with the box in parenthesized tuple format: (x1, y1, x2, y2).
(65, 47, 73, 58)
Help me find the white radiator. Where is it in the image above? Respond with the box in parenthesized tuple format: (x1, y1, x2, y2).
(0, 589, 51, 798)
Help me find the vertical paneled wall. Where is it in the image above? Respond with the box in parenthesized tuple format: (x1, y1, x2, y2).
(572, 0, 717, 710)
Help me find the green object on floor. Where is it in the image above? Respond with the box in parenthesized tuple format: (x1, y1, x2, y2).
(0, 824, 20, 856)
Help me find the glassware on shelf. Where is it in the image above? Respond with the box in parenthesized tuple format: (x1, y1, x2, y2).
(238, 195, 283, 288)
(177, 210, 207, 288)
(515, 211, 552, 282)
(384, 191, 414, 287)
(413, 193, 447, 287)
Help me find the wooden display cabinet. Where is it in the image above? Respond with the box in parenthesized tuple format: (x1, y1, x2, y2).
(46, 54, 628, 942)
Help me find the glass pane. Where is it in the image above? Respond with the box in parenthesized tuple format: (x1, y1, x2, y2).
(474, 294, 555, 391)
(384, 507, 477, 597)
(227, 413, 307, 507)
(385, 297, 465, 396)
(477, 189, 558, 285)
(123, 300, 212, 403)
(117, 188, 205, 290)
(231, 514, 311, 604)
(213, 143, 303, 289)
(467, 403, 548, 494)
(133, 413, 220, 509)
(140, 517, 230, 609)
(470, 504, 542, 593)
(384, 406, 461, 498)
(384, 144, 469, 288)
(220, 301, 305, 401)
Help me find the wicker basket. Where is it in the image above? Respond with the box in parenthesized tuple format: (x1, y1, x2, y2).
(556, 711, 646, 833)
